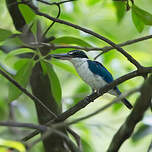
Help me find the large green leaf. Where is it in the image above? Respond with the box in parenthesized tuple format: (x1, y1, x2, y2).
(5, 48, 35, 61)
(8, 59, 35, 102)
(0, 138, 26, 152)
(41, 61, 62, 105)
(2, 36, 23, 48)
(52, 36, 92, 47)
(132, 5, 152, 25)
(113, 1, 126, 22)
(132, 7, 145, 33)
(0, 28, 12, 42)
(19, 4, 36, 24)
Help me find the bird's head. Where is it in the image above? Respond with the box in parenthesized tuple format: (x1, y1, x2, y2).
(51, 50, 88, 60)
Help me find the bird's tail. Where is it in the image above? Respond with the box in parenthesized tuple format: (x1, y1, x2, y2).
(121, 98, 133, 109)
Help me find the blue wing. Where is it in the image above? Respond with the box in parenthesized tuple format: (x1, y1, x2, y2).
(87, 60, 114, 83)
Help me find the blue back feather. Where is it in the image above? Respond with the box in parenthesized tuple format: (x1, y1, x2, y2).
(87, 60, 114, 83)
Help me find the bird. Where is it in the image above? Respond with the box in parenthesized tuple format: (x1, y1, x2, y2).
(51, 50, 133, 109)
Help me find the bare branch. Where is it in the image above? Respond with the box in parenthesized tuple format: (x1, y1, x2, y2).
(107, 75, 152, 152)
(0, 121, 47, 131)
(37, 0, 76, 6)
(27, 128, 81, 152)
(55, 67, 152, 123)
(68, 87, 140, 125)
(94, 34, 152, 59)
(67, 128, 82, 151)
(21, 67, 152, 142)
(0, 66, 57, 118)
(23, 2, 142, 69)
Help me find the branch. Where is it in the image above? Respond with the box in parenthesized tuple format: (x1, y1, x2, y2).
(107, 75, 152, 152)
(0, 67, 56, 118)
(24, 2, 142, 69)
(0, 121, 47, 131)
(55, 67, 152, 123)
(21, 67, 152, 141)
(94, 34, 152, 59)
(27, 128, 81, 152)
(68, 87, 140, 125)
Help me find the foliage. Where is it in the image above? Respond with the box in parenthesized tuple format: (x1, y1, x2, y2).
(0, 0, 152, 152)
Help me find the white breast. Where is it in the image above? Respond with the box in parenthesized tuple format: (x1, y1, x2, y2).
(70, 58, 107, 90)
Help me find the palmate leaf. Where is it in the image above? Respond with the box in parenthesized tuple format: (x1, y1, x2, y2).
(0, 138, 26, 152)
(8, 59, 35, 102)
(41, 61, 62, 106)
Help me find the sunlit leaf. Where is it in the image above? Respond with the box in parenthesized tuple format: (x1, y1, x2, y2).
(0, 28, 12, 42)
(131, 7, 145, 33)
(19, 4, 36, 24)
(132, 5, 152, 25)
(8, 59, 35, 102)
(113, 1, 126, 22)
(52, 36, 92, 47)
(41, 61, 62, 105)
(5, 48, 35, 61)
(132, 124, 152, 142)
(2, 37, 24, 50)
(0, 138, 26, 152)
(86, 0, 100, 5)
(51, 58, 78, 76)
(81, 138, 94, 152)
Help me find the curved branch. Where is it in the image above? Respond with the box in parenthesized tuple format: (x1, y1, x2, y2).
(0, 121, 47, 131)
(107, 75, 152, 152)
(0, 66, 57, 118)
(24, 2, 142, 69)
(21, 67, 152, 142)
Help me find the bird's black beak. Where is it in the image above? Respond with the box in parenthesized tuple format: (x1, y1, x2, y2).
(51, 53, 72, 60)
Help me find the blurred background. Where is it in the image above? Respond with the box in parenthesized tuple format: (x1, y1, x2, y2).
(0, 0, 152, 151)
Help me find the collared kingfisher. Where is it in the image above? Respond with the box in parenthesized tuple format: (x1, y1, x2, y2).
(52, 50, 133, 109)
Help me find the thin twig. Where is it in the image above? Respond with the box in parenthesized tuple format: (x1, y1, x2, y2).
(68, 87, 140, 125)
(27, 128, 81, 152)
(38, 0, 76, 6)
(0, 66, 57, 118)
(24, 2, 142, 69)
(0, 121, 47, 131)
(21, 67, 152, 141)
(67, 128, 82, 150)
(94, 34, 152, 59)
(107, 75, 152, 152)
(42, 4, 61, 38)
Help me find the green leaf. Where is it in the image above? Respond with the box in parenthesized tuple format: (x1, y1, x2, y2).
(51, 59, 78, 76)
(73, 84, 90, 104)
(52, 36, 92, 47)
(132, 7, 145, 32)
(19, 4, 36, 24)
(86, 0, 100, 5)
(0, 138, 26, 152)
(41, 61, 62, 105)
(132, 5, 152, 25)
(132, 124, 152, 142)
(0, 28, 12, 42)
(113, 1, 126, 22)
(81, 138, 94, 152)
(5, 48, 35, 61)
(8, 59, 35, 102)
